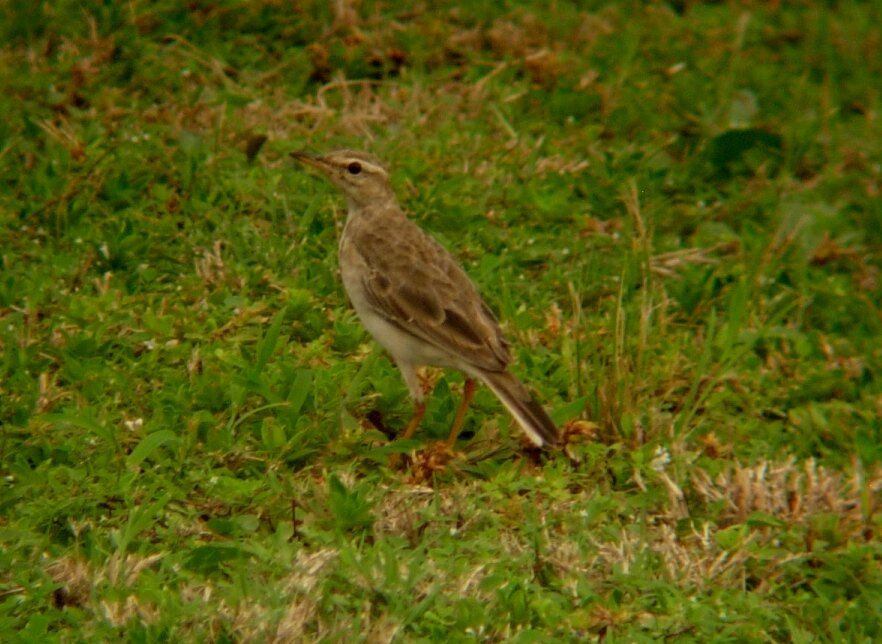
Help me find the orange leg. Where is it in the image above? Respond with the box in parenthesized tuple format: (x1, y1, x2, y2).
(445, 378, 476, 447)
(401, 400, 426, 440)
(389, 401, 426, 469)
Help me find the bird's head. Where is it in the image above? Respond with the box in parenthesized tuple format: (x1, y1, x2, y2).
(291, 149, 394, 208)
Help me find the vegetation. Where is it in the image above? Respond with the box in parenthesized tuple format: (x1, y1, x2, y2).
(1, 0, 880, 639)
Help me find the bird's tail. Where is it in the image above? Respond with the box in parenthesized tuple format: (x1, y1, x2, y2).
(480, 370, 561, 448)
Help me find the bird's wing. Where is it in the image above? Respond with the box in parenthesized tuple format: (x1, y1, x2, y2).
(350, 213, 511, 372)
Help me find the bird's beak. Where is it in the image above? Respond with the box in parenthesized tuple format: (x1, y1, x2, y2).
(290, 151, 329, 172)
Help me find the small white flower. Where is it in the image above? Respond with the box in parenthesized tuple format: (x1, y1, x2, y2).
(651, 445, 671, 472)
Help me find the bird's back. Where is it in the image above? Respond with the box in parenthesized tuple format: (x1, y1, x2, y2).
(341, 205, 511, 373)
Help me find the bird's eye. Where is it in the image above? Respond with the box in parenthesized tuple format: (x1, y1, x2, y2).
(347, 162, 362, 175)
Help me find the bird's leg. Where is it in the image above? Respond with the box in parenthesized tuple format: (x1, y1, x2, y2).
(389, 400, 426, 469)
(445, 377, 476, 447)
(397, 364, 431, 441)
(400, 400, 426, 440)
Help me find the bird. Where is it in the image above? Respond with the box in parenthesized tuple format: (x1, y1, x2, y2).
(291, 149, 561, 450)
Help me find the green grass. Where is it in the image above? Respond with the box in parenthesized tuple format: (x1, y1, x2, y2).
(2, 0, 881, 640)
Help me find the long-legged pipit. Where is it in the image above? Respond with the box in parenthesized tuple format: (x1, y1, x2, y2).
(292, 150, 560, 449)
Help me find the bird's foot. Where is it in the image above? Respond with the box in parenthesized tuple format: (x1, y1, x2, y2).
(388, 450, 412, 471)
(406, 441, 461, 483)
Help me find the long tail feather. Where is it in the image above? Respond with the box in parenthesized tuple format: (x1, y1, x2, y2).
(480, 371, 561, 448)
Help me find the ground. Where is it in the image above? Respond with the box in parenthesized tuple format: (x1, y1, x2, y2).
(1, 1, 881, 640)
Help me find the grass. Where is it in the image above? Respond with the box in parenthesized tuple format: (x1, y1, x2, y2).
(1, 0, 881, 640)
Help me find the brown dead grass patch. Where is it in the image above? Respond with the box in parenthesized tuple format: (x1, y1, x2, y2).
(692, 457, 880, 527)
(47, 552, 164, 624)
(577, 457, 881, 591)
(269, 549, 339, 641)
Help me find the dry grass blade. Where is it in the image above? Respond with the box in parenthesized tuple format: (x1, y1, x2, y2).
(650, 243, 737, 278)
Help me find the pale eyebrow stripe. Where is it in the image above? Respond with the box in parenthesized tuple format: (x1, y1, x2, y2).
(348, 160, 386, 175)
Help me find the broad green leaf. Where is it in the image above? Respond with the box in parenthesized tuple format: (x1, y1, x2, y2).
(127, 430, 179, 469)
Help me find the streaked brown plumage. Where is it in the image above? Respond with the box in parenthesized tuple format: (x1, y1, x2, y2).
(291, 149, 560, 449)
